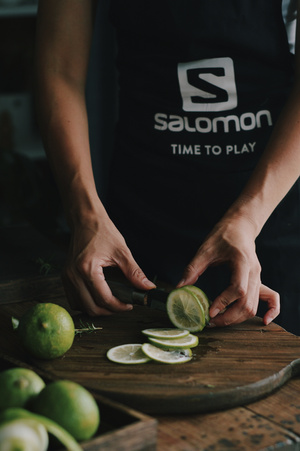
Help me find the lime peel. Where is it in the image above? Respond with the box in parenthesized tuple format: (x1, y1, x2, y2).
(0, 418, 48, 451)
(0, 408, 82, 451)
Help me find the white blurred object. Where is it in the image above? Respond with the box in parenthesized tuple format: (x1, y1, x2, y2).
(282, 0, 297, 54)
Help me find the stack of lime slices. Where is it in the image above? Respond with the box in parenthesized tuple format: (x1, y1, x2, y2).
(166, 285, 210, 332)
(141, 328, 198, 364)
(107, 285, 210, 365)
(107, 328, 196, 365)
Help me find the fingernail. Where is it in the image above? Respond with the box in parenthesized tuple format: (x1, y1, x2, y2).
(143, 278, 156, 289)
(209, 307, 220, 318)
(126, 304, 133, 311)
(177, 279, 186, 288)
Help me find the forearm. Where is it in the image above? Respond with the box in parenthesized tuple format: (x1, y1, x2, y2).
(35, 0, 103, 227)
(224, 82, 300, 237)
(36, 77, 104, 226)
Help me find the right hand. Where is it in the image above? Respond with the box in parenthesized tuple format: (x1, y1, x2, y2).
(62, 214, 156, 316)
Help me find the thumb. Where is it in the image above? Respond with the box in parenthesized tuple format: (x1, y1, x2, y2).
(259, 284, 280, 325)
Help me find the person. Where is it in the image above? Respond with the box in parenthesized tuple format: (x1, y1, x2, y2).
(35, 0, 300, 334)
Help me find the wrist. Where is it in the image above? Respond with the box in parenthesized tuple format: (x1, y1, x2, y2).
(62, 184, 107, 231)
(222, 195, 266, 239)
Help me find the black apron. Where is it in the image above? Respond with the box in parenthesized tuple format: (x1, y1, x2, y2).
(106, 0, 300, 334)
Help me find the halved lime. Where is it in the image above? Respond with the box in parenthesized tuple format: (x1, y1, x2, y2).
(0, 419, 49, 451)
(142, 343, 192, 364)
(148, 333, 199, 350)
(107, 344, 151, 364)
(141, 328, 190, 339)
(166, 288, 206, 332)
(182, 285, 211, 324)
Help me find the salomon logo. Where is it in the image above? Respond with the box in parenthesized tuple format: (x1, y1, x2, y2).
(178, 57, 238, 112)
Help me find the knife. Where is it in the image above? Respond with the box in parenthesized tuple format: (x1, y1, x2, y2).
(107, 280, 170, 311)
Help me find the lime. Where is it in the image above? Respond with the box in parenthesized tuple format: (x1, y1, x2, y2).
(0, 408, 81, 451)
(141, 328, 190, 339)
(182, 285, 211, 323)
(0, 419, 48, 451)
(17, 303, 75, 359)
(107, 344, 151, 364)
(0, 368, 45, 411)
(31, 380, 100, 442)
(142, 343, 192, 364)
(166, 288, 206, 332)
(148, 333, 199, 350)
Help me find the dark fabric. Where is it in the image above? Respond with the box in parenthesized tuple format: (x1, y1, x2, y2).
(106, 1, 300, 334)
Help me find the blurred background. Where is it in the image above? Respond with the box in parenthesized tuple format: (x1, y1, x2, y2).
(0, 0, 117, 246)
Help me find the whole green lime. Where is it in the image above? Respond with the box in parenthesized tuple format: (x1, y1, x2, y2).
(31, 380, 100, 441)
(18, 303, 75, 359)
(0, 368, 45, 410)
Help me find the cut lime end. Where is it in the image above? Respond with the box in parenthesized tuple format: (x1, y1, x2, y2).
(142, 343, 192, 364)
(166, 288, 206, 332)
(107, 344, 150, 365)
(148, 333, 199, 350)
(141, 328, 190, 339)
(183, 285, 211, 323)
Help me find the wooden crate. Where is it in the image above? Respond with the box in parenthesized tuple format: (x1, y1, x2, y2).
(0, 357, 157, 451)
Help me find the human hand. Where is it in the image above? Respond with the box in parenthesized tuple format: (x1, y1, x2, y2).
(62, 214, 155, 316)
(177, 217, 280, 327)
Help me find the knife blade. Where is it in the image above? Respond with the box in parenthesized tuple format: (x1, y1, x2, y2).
(107, 280, 169, 311)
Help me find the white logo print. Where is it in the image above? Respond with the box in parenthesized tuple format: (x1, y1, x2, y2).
(178, 57, 238, 112)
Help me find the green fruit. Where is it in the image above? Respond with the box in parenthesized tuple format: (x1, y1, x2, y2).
(31, 380, 100, 441)
(182, 285, 211, 324)
(107, 344, 151, 364)
(142, 343, 192, 364)
(17, 303, 75, 359)
(0, 408, 81, 451)
(0, 419, 48, 451)
(166, 287, 206, 332)
(0, 368, 45, 411)
(148, 333, 199, 350)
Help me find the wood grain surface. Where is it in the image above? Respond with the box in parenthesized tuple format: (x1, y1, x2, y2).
(1, 276, 300, 415)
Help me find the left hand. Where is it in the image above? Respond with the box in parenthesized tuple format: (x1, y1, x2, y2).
(177, 216, 280, 327)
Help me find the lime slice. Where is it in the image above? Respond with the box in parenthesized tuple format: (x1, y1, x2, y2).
(166, 288, 206, 332)
(183, 285, 211, 324)
(148, 333, 198, 350)
(141, 328, 190, 339)
(107, 344, 150, 364)
(142, 343, 192, 364)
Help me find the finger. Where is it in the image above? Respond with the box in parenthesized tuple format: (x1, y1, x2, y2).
(88, 274, 134, 314)
(62, 272, 114, 316)
(259, 284, 280, 325)
(209, 278, 259, 327)
(118, 251, 156, 290)
(209, 260, 250, 318)
(63, 267, 133, 316)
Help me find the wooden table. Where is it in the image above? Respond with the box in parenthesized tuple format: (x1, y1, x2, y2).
(1, 225, 300, 451)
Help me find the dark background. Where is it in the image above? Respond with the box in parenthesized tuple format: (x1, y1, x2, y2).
(0, 0, 117, 245)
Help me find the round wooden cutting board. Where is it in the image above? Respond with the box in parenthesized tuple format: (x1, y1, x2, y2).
(1, 300, 299, 415)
